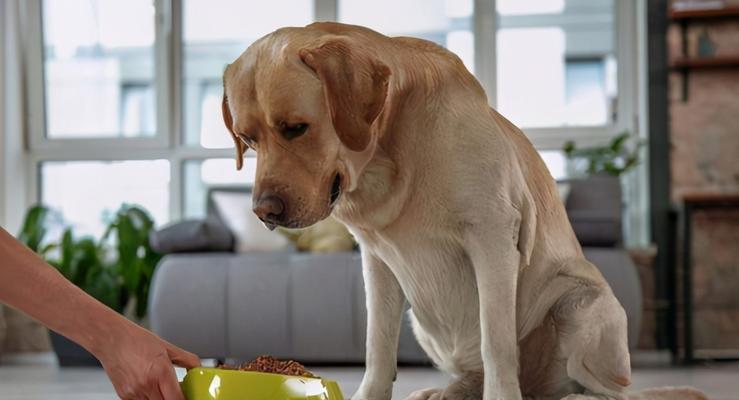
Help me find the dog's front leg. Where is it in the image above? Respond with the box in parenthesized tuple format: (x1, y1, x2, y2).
(353, 252, 405, 400)
(465, 216, 523, 400)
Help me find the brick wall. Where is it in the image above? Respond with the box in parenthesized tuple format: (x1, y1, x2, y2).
(691, 210, 739, 353)
(668, 3, 739, 199)
(667, 0, 739, 356)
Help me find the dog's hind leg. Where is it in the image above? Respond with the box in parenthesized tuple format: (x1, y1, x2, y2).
(405, 387, 444, 400)
(553, 271, 631, 400)
(441, 372, 484, 400)
(558, 387, 708, 400)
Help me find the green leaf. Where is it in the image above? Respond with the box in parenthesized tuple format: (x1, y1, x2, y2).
(103, 204, 162, 319)
(84, 267, 122, 312)
(561, 130, 642, 177)
(39, 243, 58, 258)
(609, 132, 630, 152)
(58, 229, 76, 281)
(17, 205, 52, 252)
(19, 202, 162, 319)
(563, 140, 576, 156)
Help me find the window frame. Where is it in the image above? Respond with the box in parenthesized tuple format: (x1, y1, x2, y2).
(21, 0, 643, 231)
(491, 0, 638, 151)
(25, 0, 171, 151)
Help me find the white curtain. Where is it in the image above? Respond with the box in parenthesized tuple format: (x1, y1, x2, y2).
(1, 0, 29, 232)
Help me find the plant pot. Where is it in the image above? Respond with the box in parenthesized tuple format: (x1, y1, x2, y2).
(49, 331, 101, 367)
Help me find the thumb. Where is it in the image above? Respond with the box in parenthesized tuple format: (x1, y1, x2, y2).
(165, 342, 200, 369)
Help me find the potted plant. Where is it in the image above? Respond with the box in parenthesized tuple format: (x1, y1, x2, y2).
(562, 131, 645, 241)
(564, 130, 644, 223)
(17, 204, 162, 366)
(562, 131, 643, 178)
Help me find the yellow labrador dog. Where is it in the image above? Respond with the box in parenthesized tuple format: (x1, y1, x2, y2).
(222, 22, 705, 400)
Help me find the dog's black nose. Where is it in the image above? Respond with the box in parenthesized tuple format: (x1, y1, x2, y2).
(253, 192, 285, 230)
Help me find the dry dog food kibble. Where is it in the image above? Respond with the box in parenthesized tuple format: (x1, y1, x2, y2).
(218, 355, 318, 378)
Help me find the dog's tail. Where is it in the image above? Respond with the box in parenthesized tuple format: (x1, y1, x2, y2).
(628, 386, 708, 400)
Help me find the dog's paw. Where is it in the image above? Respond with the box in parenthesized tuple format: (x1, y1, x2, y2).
(404, 388, 444, 400)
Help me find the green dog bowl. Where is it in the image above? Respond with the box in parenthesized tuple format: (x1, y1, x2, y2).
(181, 367, 344, 400)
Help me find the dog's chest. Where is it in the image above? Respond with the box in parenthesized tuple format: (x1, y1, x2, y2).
(363, 229, 480, 332)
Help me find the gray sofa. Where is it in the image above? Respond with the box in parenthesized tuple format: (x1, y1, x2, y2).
(148, 175, 641, 363)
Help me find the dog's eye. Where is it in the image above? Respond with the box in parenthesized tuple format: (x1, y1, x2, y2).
(279, 122, 309, 140)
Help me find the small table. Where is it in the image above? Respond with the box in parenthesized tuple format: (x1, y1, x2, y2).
(679, 193, 739, 363)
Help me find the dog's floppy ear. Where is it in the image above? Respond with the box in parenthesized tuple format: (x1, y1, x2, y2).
(299, 38, 390, 152)
(222, 95, 245, 170)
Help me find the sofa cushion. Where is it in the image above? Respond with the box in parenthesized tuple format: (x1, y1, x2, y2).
(149, 219, 234, 254)
(279, 216, 356, 253)
(149, 252, 431, 363)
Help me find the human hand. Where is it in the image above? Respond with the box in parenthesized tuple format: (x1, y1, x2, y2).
(94, 322, 200, 400)
(0, 227, 199, 399)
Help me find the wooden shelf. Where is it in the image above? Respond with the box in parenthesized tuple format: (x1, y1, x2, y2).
(669, 6, 739, 100)
(670, 6, 739, 20)
(669, 56, 739, 69)
(682, 192, 739, 205)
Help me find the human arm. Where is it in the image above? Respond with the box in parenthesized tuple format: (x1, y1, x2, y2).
(0, 226, 199, 399)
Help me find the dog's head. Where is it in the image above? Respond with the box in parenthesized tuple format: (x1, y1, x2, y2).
(222, 28, 390, 230)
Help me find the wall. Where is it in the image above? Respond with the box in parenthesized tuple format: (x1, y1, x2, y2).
(667, 0, 739, 356)
(668, 3, 739, 198)
(0, 0, 51, 358)
(1, 0, 29, 234)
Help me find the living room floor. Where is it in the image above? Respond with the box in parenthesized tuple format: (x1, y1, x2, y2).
(0, 354, 738, 399)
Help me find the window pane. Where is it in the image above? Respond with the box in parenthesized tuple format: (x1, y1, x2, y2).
(41, 160, 170, 238)
(497, 0, 564, 16)
(339, 0, 474, 73)
(42, 0, 156, 138)
(538, 150, 567, 180)
(182, 0, 314, 148)
(496, 0, 616, 128)
(183, 158, 257, 218)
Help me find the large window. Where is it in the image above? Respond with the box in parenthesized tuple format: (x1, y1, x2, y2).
(339, 0, 474, 73)
(25, 0, 637, 233)
(40, 160, 170, 237)
(42, 0, 157, 138)
(183, 158, 257, 218)
(495, 0, 617, 129)
(182, 0, 313, 148)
